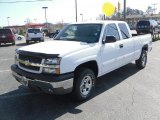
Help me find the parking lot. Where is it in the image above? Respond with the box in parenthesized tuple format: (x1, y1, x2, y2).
(0, 38, 160, 120)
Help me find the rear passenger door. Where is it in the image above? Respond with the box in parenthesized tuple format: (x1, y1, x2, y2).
(118, 23, 134, 65)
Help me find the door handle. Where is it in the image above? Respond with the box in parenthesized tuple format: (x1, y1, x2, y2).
(119, 44, 123, 48)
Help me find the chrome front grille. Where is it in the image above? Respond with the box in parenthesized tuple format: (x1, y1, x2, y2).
(18, 54, 42, 72)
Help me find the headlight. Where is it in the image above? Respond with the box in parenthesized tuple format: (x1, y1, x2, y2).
(43, 58, 61, 74)
(44, 58, 61, 65)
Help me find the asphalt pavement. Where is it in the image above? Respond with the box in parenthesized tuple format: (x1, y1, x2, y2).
(0, 38, 160, 120)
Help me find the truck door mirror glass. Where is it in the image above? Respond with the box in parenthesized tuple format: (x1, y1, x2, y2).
(103, 36, 116, 44)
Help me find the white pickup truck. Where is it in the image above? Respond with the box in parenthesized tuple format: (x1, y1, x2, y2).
(26, 28, 44, 44)
(11, 21, 152, 101)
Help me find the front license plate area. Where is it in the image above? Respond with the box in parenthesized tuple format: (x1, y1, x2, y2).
(20, 76, 28, 86)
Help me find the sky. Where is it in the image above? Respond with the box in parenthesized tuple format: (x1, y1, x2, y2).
(0, 0, 160, 27)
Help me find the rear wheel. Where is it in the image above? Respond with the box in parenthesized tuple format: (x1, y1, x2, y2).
(26, 40, 29, 45)
(12, 42, 15, 45)
(73, 68, 96, 101)
(136, 50, 147, 69)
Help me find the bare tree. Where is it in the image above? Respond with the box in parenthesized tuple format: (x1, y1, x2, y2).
(146, 6, 153, 14)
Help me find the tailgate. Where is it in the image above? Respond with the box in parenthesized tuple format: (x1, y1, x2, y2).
(28, 33, 43, 38)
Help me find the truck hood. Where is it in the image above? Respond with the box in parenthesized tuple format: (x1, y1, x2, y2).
(18, 40, 91, 57)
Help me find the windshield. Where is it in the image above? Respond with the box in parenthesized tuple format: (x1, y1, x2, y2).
(55, 24, 102, 43)
(28, 29, 41, 33)
(137, 21, 150, 26)
(0, 29, 12, 34)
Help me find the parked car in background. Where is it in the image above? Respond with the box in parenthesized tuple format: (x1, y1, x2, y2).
(128, 23, 136, 30)
(136, 20, 159, 34)
(48, 30, 60, 38)
(0, 28, 15, 46)
(42, 29, 49, 36)
(15, 34, 24, 40)
(157, 21, 160, 33)
(26, 28, 44, 44)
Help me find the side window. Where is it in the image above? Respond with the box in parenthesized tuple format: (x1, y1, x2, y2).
(104, 23, 120, 40)
(118, 23, 130, 39)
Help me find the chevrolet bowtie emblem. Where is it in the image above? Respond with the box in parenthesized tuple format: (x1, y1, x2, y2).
(24, 60, 30, 66)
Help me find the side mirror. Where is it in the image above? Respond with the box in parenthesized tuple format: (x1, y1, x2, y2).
(62, 33, 68, 37)
(103, 36, 116, 44)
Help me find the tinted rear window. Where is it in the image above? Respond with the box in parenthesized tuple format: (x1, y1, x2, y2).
(118, 23, 130, 39)
(28, 29, 41, 33)
(0, 29, 12, 34)
(137, 21, 150, 26)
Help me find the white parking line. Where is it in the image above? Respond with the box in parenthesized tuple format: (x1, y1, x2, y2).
(0, 70, 11, 73)
(0, 58, 13, 61)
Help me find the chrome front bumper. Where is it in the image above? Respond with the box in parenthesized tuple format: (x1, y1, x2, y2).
(12, 70, 73, 94)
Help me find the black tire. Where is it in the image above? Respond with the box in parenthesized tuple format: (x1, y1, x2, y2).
(151, 28, 155, 34)
(73, 68, 96, 101)
(12, 42, 15, 45)
(136, 50, 147, 69)
(26, 40, 29, 45)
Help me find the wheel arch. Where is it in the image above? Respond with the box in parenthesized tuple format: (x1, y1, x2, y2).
(74, 60, 99, 77)
(142, 44, 148, 52)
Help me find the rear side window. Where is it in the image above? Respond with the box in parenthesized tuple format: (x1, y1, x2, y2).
(137, 21, 150, 26)
(0, 29, 12, 34)
(118, 23, 130, 39)
(151, 20, 158, 26)
(28, 29, 41, 33)
(104, 23, 120, 40)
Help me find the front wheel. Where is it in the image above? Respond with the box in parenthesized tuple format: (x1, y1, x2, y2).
(73, 68, 96, 101)
(136, 50, 147, 69)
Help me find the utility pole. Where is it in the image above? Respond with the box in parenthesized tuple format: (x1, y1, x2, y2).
(80, 13, 83, 22)
(75, 0, 77, 22)
(124, 0, 126, 21)
(151, 3, 158, 15)
(42, 7, 48, 28)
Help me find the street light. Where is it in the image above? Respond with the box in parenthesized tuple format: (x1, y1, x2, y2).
(75, 0, 77, 22)
(42, 7, 48, 28)
(80, 13, 83, 22)
(124, 0, 126, 21)
(7, 17, 10, 26)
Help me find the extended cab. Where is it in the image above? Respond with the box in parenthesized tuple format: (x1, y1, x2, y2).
(11, 21, 152, 101)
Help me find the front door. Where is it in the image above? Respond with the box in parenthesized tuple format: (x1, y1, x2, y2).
(101, 23, 122, 75)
